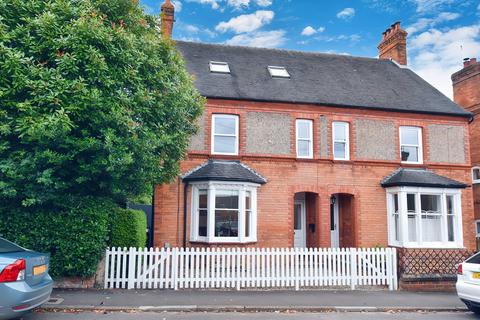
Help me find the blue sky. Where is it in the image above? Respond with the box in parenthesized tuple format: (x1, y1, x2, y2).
(140, 0, 480, 98)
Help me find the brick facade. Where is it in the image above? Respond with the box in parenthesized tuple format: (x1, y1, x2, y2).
(452, 58, 480, 235)
(154, 98, 475, 251)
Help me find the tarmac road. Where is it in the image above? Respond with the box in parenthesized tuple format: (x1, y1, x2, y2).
(22, 310, 478, 320)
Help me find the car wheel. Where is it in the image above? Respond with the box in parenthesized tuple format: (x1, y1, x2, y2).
(466, 303, 480, 315)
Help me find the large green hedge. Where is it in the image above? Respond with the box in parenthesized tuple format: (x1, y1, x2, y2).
(110, 208, 147, 248)
(0, 197, 114, 278)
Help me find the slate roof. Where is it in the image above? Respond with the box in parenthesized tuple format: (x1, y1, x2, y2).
(176, 41, 470, 117)
(381, 168, 467, 188)
(182, 160, 267, 184)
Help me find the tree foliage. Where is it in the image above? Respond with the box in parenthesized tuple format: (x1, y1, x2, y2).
(0, 0, 204, 208)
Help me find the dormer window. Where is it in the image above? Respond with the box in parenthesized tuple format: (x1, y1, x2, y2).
(209, 61, 230, 74)
(268, 66, 290, 78)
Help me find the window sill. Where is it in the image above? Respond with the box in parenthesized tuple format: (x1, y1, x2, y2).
(389, 242, 464, 249)
(401, 161, 424, 165)
(190, 238, 257, 244)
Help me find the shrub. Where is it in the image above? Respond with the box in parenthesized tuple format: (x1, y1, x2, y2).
(110, 208, 147, 248)
(0, 197, 114, 278)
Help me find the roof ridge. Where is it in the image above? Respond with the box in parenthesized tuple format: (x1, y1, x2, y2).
(175, 40, 390, 64)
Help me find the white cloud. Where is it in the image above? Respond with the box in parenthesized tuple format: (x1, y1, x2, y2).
(187, 0, 220, 10)
(405, 11, 460, 35)
(215, 10, 274, 33)
(227, 0, 250, 9)
(301, 26, 325, 36)
(336, 7, 355, 20)
(255, 0, 272, 6)
(172, 0, 183, 12)
(184, 24, 200, 33)
(409, 0, 455, 13)
(316, 34, 361, 42)
(409, 24, 480, 98)
(225, 30, 286, 47)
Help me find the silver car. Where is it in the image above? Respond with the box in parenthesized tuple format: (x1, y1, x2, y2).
(0, 237, 53, 319)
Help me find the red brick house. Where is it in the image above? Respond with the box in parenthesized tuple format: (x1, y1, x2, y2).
(452, 58, 480, 249)
(154, 2, 475, 255)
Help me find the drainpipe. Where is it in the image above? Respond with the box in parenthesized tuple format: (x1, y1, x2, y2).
(183, 181, 188, 248)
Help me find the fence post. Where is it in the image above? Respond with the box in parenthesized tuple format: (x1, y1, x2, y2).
(128, 247, 136, 289)
(294, 248, 299, 291)
(392, 248, 398, 290)
(104, 248, 110, 289)
(172, 247, 179, 290)
(386, 248, 393, 290)
(350, 248, 357, 290)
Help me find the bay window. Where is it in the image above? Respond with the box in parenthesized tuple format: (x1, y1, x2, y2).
(190, 181, 258, 243)
(386, 187, 463, 248)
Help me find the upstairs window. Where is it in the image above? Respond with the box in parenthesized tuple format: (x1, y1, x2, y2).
(473, 167, 480, 184)
(212, 114, 239, 155)
(296, 119, 313, 158)
(268, 66, 290, 78)
(209, 61, 230, 74)
(400, 126, 423, 164)
(333, 121, 350, 160)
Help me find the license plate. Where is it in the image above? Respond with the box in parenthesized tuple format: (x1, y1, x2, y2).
(472, 272, 480, 279)
(33, 264, 46, 276)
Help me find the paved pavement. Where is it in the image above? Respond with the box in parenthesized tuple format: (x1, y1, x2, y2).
(23, 311, 478, 320)
(43, 288, 466, 312)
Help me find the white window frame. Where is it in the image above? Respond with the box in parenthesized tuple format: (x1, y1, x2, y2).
(386, 186, 463, 248)
(190, 181, 258, 243)
(399, 126, 423, 164)
(268, 66, 290, 78)
(472, 167, 480, 184)
(476, 220, 480, 237)
(211, 114, 239, 155)
(209, 61, 230, 74)
(332, 121, 350, 160)
(296, 119, 313, 159)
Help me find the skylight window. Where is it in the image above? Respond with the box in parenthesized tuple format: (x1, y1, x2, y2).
(209, 61, 230, 74)
(268, 66, 290, 78)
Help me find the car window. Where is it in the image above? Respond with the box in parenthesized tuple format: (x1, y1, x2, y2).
(466, 252, 480, 264)
(0, 238, 25, 253)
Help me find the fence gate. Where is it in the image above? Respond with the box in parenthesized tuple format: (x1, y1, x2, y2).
(104, 247, 397, 290)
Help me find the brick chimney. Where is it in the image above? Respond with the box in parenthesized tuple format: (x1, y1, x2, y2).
(378, 22, 408, 65)
(161, 0, 175, 38)
(452, 58, 480, 115)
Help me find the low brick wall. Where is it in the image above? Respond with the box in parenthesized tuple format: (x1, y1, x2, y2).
(397, 248, 474, 292)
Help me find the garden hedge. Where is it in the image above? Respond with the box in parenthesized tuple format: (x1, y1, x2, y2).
(110, 208, 147, 248)
(0, 197, 114, 278)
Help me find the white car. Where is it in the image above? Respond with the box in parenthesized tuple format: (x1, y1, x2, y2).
(457, 252, 480, 315)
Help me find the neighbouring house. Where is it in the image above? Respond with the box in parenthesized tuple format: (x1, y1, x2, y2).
(452, 57, 480, 250)
(154, 1, 475, 289)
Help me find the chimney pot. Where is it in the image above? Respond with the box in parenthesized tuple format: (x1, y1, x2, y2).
(464, 58, 478, 67)
(377, 21, 408, 65)
(160, 0, 175, 38)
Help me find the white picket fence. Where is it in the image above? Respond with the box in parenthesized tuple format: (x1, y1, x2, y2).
(104, 247, 397, 291)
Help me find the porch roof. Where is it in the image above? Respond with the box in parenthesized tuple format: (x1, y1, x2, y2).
(381, 168, 467, 189)
(182, 160, 267, 184)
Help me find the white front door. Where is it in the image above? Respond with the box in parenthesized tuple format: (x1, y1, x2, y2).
(331, 195, 340, 247)
(294, 200, 306, 248)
